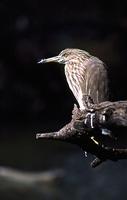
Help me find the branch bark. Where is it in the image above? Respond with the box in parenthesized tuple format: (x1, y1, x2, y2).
(36, 101, 127, 168)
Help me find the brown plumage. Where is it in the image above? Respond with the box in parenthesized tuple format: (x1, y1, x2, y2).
(38, 48, 108, 110)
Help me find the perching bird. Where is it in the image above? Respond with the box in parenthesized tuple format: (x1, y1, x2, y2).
(38, 48, 108, 111)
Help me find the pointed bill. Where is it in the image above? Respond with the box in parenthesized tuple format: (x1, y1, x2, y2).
(37, 56, 60, 64)
(37, 59, 45, 64)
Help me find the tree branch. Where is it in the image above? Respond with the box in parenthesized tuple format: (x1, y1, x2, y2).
(36, 101, 127, 168)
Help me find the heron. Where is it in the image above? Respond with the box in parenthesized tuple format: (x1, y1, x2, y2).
(38, 48, 108, 111)
(38, 48, 110, 134)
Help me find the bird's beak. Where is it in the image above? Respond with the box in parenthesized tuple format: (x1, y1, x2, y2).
(37, 56, 61, 64)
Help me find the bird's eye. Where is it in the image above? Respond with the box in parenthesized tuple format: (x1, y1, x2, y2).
(59, 50, 70, 57)
(63, 52, 70, 57)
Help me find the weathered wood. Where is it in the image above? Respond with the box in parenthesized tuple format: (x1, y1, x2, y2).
(36, 101, 127, 167)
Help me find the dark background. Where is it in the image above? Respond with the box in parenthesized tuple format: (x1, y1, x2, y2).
(0, 0, 127, 199)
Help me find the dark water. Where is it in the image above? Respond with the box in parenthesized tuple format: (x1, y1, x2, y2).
(0, 123, 127, 200)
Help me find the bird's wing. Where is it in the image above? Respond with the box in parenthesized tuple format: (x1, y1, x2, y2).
(64, 57, 108, 109)
(81, 57, 108, 104)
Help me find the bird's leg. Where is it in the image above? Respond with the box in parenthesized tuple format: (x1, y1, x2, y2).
(81, 95, 96, 129)
(82, 95, 113, 137)
(83, 113, 100, 146)
(84, 113, 99, 147)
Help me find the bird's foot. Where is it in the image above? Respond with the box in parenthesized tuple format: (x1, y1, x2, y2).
(84, 112, 95, 129)
(84, 112, 114, 139)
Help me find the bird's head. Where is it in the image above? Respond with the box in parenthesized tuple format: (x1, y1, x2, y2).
(38, 48, 91, 65)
